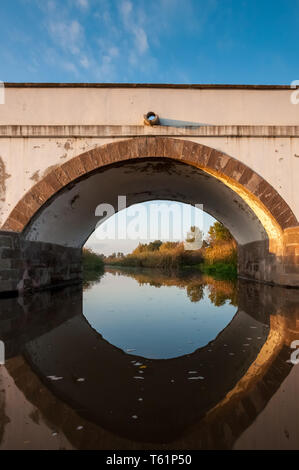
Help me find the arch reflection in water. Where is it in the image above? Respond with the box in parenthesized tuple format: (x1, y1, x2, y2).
(0, 270, 299, 450)
(83, 268, 239, 359)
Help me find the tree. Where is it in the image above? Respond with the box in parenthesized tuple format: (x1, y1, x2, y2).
(207, 222, 233, 244)
(82, 248, 104, 272)
(187, 284, 204, 303)
(133, 243, 149, 254)
(133, 240, 163, 253)
(147, 240, 163, 251)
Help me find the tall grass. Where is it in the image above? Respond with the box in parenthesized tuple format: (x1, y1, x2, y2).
(199, 241, 237, 279)
(106, 244, 184, 269)
(203, 241, 237, 265)
(104, 234, 238, 280)
(105, 242, 204, 270)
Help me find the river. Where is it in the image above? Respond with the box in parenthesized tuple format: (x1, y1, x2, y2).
(0, 267, 299, 450)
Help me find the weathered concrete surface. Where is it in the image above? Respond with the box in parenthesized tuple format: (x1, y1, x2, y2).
(0, 231, 82, 296)
(2, 84, 299, 126)
(238, 227, 299, 286)
(21, 158, 268, 247)
(2, 137, 297, 235)
(0, 84, 298, 291)
(0, 85, 299, 230)
(1, 132, 299, 229)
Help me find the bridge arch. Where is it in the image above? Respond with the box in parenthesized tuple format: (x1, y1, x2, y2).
(1, 137, 299, 289)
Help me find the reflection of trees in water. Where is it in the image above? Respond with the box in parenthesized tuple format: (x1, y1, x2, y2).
(82, 268, 105, 291)
(206, 278, 238, 307)
(105, 267, 237, 307)
(148, 281, 162, 288)
(208, 289, 231, 306)
(186, 284, 204, 302)
(3, 277, 299, 450)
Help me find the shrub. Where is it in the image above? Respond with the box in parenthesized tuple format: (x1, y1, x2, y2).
(203, 241, 237, 265)
(82, 248, 104, 272)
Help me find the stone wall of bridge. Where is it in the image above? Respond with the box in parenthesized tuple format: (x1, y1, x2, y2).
(1, 84, 299, 230)
(0, 131, 299, 230)
(238, 227, 299, 287)
(0, 85, 298, 293)
(0, 231, 82, 296)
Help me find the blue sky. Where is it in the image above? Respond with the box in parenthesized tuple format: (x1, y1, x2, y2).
(1, 0, 299, 84)
(1, 0, 298, 254)
(87, 200, 215, 255)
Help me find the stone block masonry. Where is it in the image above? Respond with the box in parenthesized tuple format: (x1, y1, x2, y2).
(238, 227, 299, 287)
(0, 231, 82, 296)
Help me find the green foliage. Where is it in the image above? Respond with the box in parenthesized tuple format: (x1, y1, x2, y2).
(133, 240, 163, 254)
(106, 243, 184, 269)
(105, 240, 205, 270)
(199, 222, 237, 280)
(104, 221, 237, 281)
(82, 248, 104, 272)
(181, 249, 204, 266)
(203, 241, 237, 265)
(207, 221, 233, 244)
(148, 240, 163, 251)
(200, 262, 237, 280)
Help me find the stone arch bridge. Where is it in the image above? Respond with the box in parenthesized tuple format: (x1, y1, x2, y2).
(0, 83, 298, 295)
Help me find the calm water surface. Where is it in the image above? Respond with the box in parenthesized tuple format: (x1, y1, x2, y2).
(0, 267, 299, 450)
(84, 270, 237, 359)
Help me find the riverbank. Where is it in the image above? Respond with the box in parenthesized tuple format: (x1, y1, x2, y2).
(194, 262, 237, 280)
(105, 244, 204, 270)
(104, 241, 237, 280)
(83, 222, 238, 281)
(82, 248, 104, 287)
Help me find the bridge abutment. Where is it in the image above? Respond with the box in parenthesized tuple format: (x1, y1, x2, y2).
(238, 227, 299, 287)
(0, 231, 82, 296)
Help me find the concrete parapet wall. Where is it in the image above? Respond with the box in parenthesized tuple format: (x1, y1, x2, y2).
(0, 231, 82, 296)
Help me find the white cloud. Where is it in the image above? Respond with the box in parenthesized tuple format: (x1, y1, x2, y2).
(95, 54, 115, 81)
(37, 0, 167, 80)
(133, 26, 148, 54)
(63, 61, 79, 75)
(108, 46, 119, 58)
(120, 0, 133, 25)
(119, 0, 149, 55)
(80, 56, 90, 68)
(46, 0, 56, 11)
(43, 47, 80, 77)
(95, 41, 121, 80)
(75, 0, 89, 9)
(47, 19, 83, 55)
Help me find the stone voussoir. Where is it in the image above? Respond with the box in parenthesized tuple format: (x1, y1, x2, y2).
(1, 138, 298, 260)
